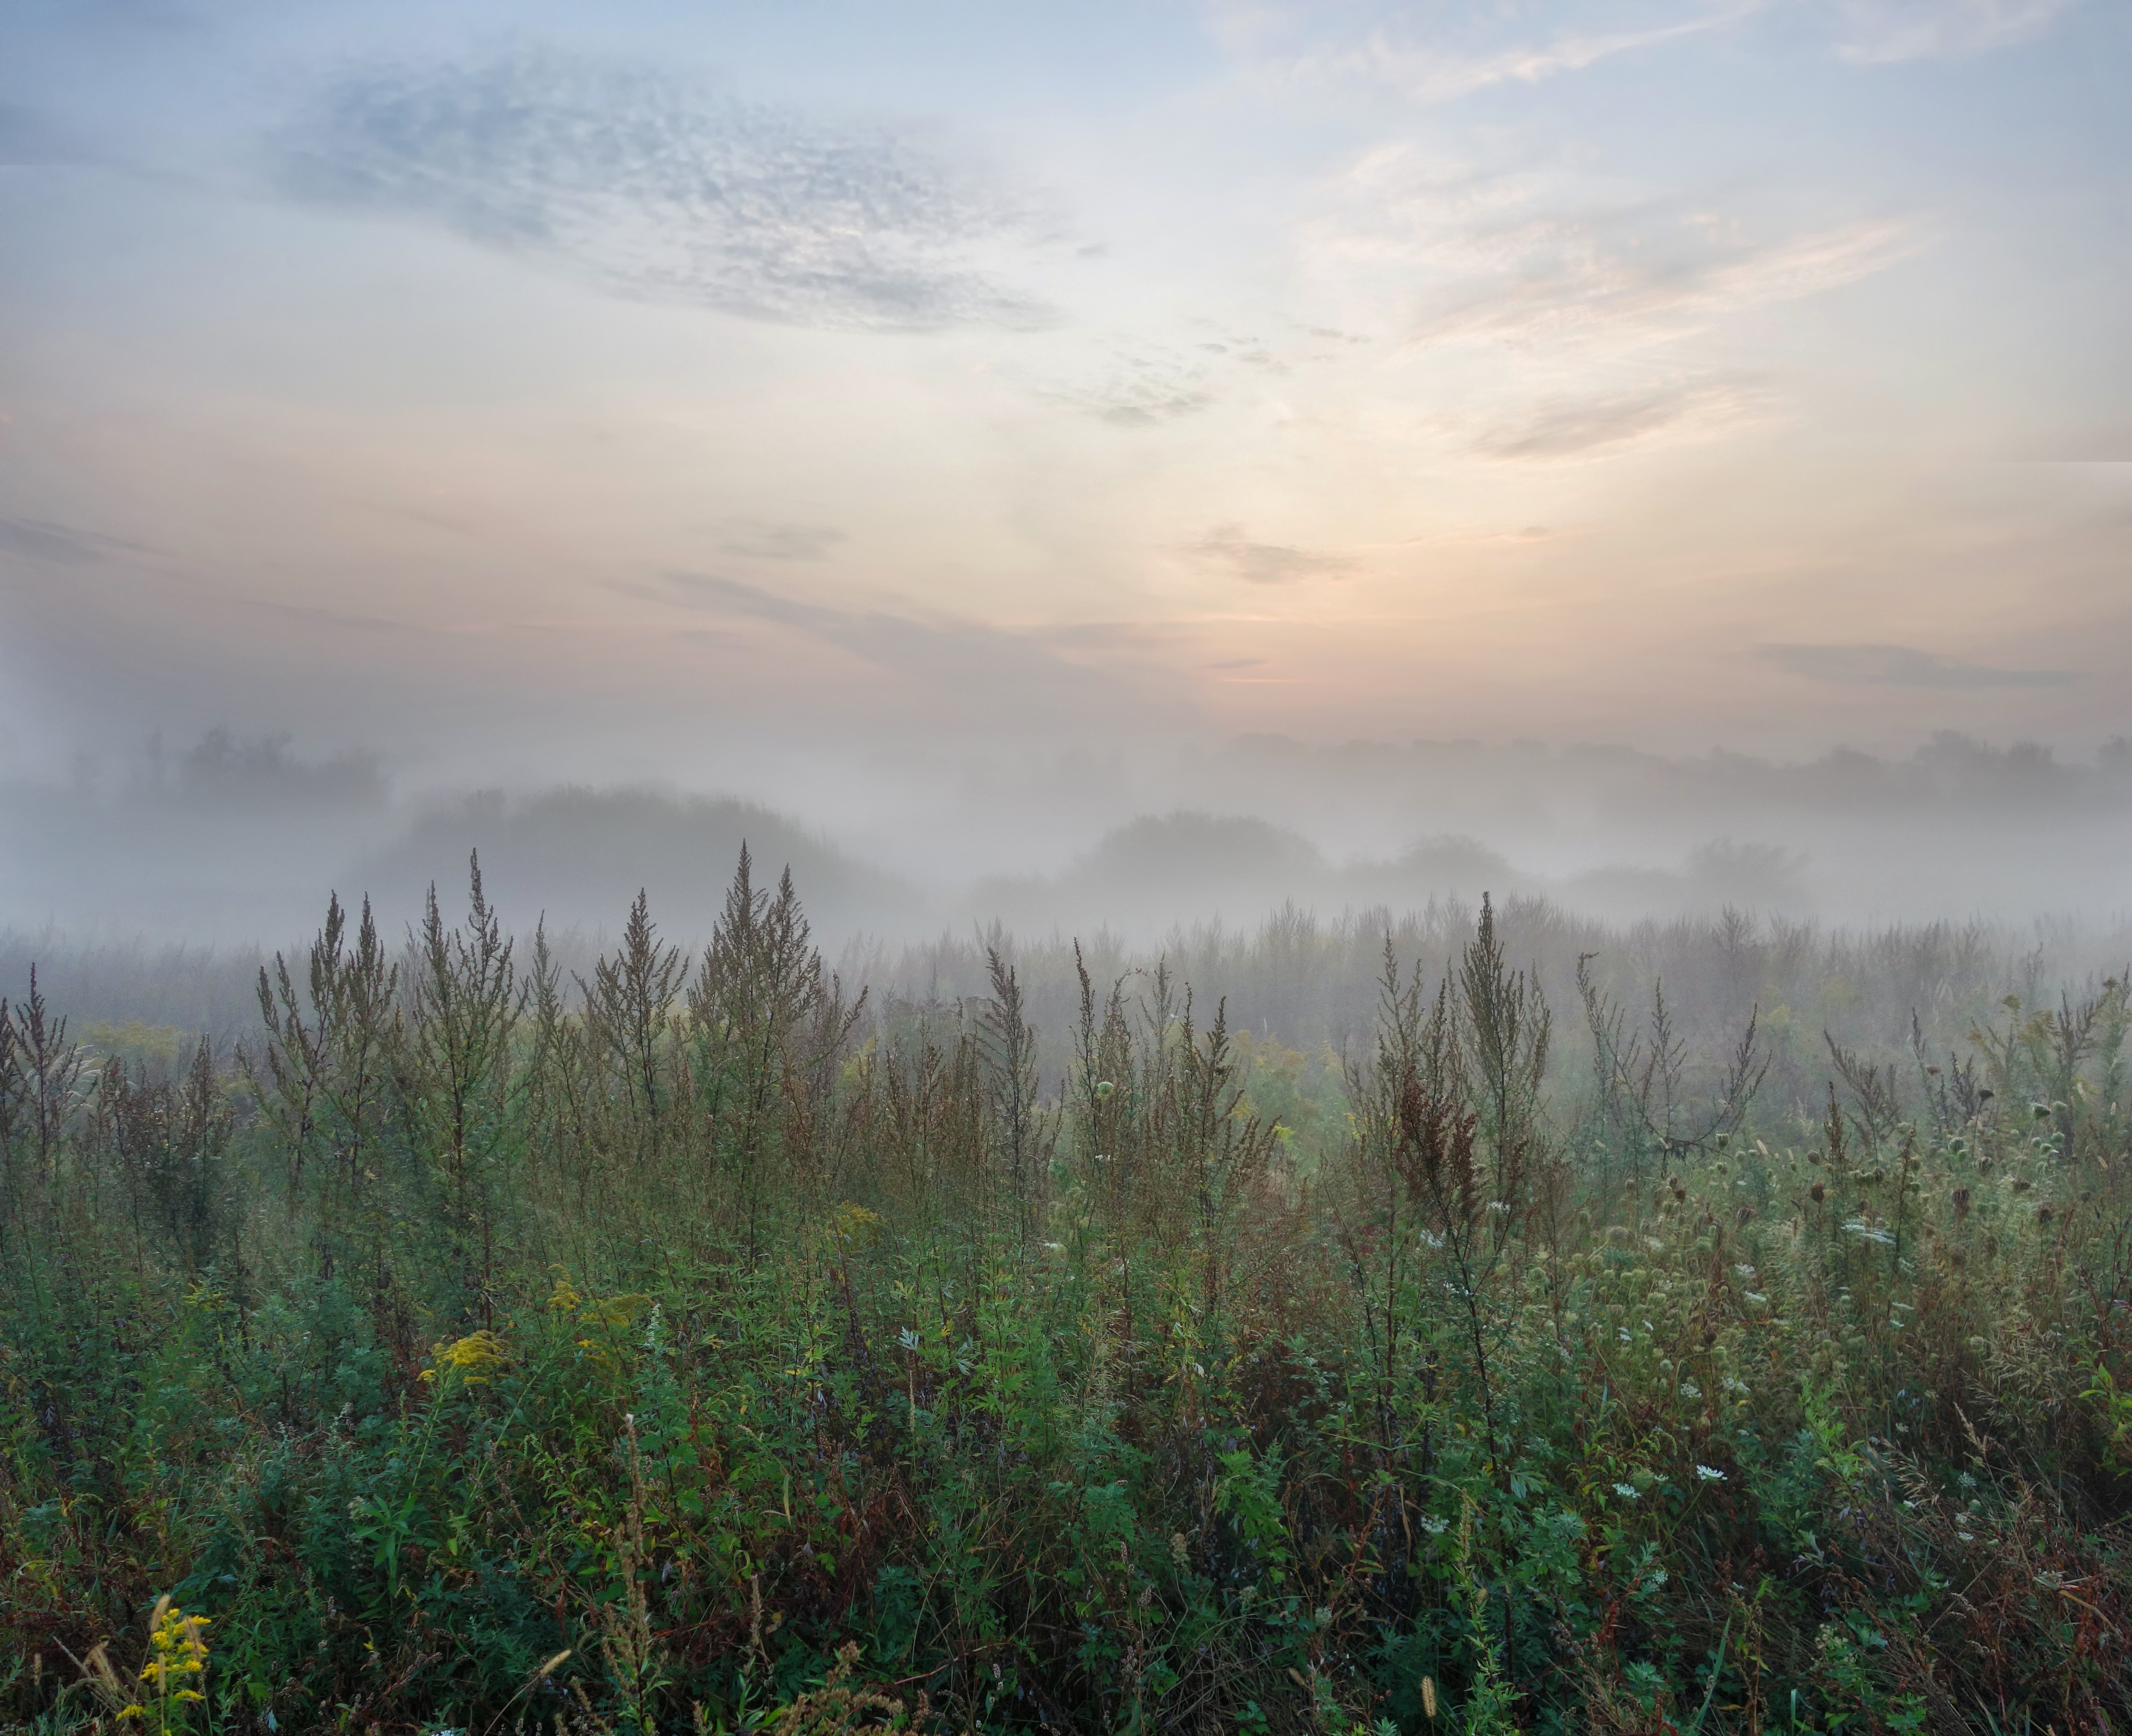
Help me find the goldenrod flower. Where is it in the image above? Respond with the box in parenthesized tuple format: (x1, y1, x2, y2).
(421, 1330, 510, 1384)
(133, 1597, 210, 1733)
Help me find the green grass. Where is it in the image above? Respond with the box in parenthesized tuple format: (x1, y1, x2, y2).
(2, 858, 2128, 1734)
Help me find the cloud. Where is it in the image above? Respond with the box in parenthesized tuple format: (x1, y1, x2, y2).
(1185, 525, 1358, 585)
(716, 521, 846, 561)
(1036, 345, 1218, 426)
(0, 516, 148, 565)
(1024, 317, 1301, 428)
(0, 517, 105, 566)
(614, 572, 1167, 728)
(271, 47, 1053, 332)
(1032, 620, 1201, 656)
(1303, 145, 1921, 360)
(1833, 0, 2080, 63)
(246, 599, 408, 634)
(1758, 643, 2076, 688)
(1415, 211, 1917, 349)
(1302, 1, 1768, 103)
(646, 572, 828, 632)
(1475, 376, 1768, 458)
(1073, 385, 1214, 428)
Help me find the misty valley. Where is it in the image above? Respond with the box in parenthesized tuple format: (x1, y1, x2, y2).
(6, 0, 2130, 1727)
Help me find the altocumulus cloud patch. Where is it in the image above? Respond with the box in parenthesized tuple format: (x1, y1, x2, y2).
(271, 48, 1052, 332)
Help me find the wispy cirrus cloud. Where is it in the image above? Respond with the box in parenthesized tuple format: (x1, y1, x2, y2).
(1758, 642, 2076, 688)
(271, 47, 1054, 332)
(1302, 143, 1922, 359)
(1413, 210, 1918, 349)
(0, 515, 150, 565)
(1833, 0, 2081, 64)
(1295, 0, 1768, 103)
(1474, 376, 1770, 459)
(1238, 0, 2065, 93)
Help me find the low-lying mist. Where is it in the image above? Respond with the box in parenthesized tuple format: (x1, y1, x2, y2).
(4, 738, 2132, 1117)
(5, 729, 2128, 972)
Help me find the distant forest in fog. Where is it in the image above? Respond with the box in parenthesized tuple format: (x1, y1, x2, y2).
(4, 727, 2130, 956)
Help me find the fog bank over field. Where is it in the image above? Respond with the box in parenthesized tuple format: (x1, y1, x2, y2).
(3, 729, 2129, 963)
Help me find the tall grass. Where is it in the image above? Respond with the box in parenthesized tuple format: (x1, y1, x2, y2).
(2, 855, 2127, 1734)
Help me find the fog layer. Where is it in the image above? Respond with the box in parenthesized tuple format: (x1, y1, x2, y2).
(5, 730, 2128, 966)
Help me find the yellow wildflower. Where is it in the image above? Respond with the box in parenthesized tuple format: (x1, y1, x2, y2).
(130, 1597, 210, 1732)
(583, 1293, 650, 1326)
(421, 1329, 511, 1385)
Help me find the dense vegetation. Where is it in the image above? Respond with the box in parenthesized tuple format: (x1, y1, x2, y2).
(3, 854, 2129, 1733)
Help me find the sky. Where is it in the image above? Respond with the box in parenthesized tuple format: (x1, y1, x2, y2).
(2, 0, 2129, 851)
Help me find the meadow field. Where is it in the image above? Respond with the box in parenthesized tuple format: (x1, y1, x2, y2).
(2, 854, 2128, 1734)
